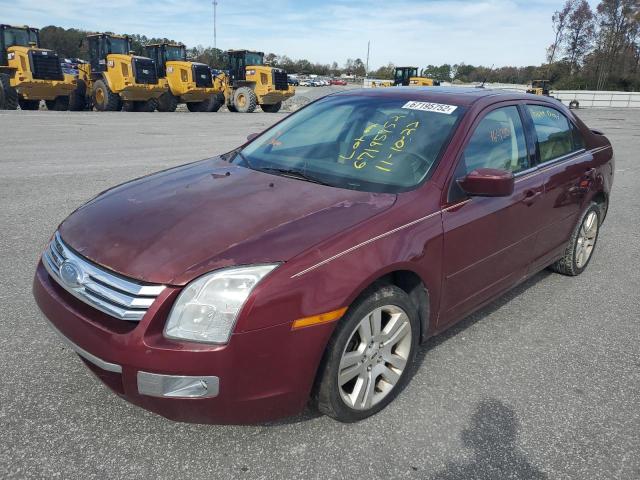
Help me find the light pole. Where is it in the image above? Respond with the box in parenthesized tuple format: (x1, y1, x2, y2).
(213, 0, 218, 51)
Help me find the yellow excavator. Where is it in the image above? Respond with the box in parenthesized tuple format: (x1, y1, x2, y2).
(71, 33, 166, 111)
(0, 24, 76, 110)
(145, 42, 225, 112)
(223, 49, 294, 113)
(526, 79, 551, 96)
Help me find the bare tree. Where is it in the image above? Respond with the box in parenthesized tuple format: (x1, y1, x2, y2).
(564, 0, 596, 74)
(548, 1, 575, 63)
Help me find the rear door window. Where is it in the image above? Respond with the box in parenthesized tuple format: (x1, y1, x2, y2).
(526, 105, 580, 163)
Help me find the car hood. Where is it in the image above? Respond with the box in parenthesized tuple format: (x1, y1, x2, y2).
(59, 158, 396, 285)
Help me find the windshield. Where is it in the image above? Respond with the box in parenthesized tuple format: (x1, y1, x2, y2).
(233, 95, 464, 193)
(108, 37, 129, 55)
(3, 27, 38, 48)
(166, 45, 185, 61)
(245, 52, 263, 66)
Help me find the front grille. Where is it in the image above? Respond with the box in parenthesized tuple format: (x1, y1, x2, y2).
(30, 51, 63, 81)
(42, 232, 165, 322)
(193, 63, 213, 88)
(132, 58, 158, 85)
(272, 69, 288, 91)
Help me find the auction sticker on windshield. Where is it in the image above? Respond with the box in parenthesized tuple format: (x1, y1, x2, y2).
(402, 101, 458, 114)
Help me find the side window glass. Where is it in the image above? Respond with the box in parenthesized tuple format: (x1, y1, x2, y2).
(572, 123, 585, 150)
(461, 106, 529, 175)
(527, 105, 576, 162)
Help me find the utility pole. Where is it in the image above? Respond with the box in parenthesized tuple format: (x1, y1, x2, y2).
(213, 0, 218, 51)
(366, 40, 370, 77)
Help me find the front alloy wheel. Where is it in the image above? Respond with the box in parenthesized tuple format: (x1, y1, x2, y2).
(338, 305, 412, 410)
(314, 285, 419, 422)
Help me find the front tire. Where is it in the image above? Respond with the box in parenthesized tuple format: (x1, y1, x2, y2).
(93, 79, 121, 111)
(68, 80, 87, 111)
(549, 202, 600, 276)
(314, 285, 419, 422)
(186, 100, 210, 112)
(261, 101, 282, 113)
(232, 86, 257, 113)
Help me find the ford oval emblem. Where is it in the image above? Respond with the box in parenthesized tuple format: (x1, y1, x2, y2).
(59, 261, 82, 288)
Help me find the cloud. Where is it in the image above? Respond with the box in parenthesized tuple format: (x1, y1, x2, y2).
(0, 0, 565, 68)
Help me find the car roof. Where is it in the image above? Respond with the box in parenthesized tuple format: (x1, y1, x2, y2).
(335, 87, 545, 107)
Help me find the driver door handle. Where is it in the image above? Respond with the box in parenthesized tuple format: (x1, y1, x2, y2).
(522, 189, 543, 206)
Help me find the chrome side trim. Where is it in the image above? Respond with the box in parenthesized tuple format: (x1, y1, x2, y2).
(42, 232, 165, 322)
(45, 318, 122, 373)
(291, 200, 471, 278)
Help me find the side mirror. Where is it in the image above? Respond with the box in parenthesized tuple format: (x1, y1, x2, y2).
(246, 132, 259, 141)
(457, 168, 514, 197)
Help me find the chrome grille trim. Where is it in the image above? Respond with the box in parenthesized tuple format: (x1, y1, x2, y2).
(42, 232, 165, 321)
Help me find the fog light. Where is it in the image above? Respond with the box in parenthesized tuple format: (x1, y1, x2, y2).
(137, 371, 219, 398)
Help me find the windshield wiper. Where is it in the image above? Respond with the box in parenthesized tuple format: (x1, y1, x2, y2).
(258, 167, 333, 187)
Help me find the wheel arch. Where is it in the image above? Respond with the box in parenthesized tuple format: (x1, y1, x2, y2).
(343, 265, 433, 344)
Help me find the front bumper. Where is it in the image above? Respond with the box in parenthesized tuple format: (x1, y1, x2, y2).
(33, 261, 334, 424)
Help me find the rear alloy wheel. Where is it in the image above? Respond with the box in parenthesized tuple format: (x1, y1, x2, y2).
(550, 202, 600, 276)
(0, 73, 18, 110)
(261, 101, 282, 113)
(157, 92, 178, 112)
(314, 285, 419, 422)
(45, 96, 69, 111)
(232, 86, 257, 113)
(93, 79, 121, 111)
(19, 97, 40, 110)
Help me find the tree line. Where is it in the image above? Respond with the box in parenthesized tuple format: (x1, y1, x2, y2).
(37, 1, 639, 91)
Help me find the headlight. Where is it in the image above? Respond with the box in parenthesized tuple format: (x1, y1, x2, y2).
(164, 264, 279, 344)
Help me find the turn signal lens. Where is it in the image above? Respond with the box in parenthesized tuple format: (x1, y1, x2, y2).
(292, 307, 348, 330)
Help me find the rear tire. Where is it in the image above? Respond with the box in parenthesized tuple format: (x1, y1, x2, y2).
(18, 97, 40, 110)
(93, 79, 121, 111)
(121, 100, 136, 112)
(157, 92, 178, 112)
(232, 86, 257, 113)
(261, 101, 282, 113)
(186, 100, 210, 112)
(313, 285, 419, 422)
(68, 80, 87, 111)
(45, 96, 69, 111)
(549, 202, 600, 276)
(0, 73, 18, 110)
(227, 103, 237, 112)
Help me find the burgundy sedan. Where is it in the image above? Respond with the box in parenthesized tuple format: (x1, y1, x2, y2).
(33, 88, 613, 423)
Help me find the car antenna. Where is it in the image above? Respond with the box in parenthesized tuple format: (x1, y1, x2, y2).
(478, 64, 494, 88)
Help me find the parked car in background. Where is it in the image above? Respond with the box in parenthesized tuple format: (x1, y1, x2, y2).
(331, 79, 347, 86)
(287, 75, 299, 86)
(299, 79, 311, 87)
(34, 88, 613, 424)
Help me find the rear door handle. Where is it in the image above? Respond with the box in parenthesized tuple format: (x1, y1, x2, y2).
(522, 189, 543, 206)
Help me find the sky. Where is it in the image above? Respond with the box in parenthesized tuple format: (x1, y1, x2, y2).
(0, 0, 600, 69)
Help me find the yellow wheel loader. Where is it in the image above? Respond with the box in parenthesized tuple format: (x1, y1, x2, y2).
(0, 24, 76, 110)
(393, 67, 440, 87)
(72, 33, 166, 112)
(526, 79, 551, 96)
(224, 50, 294, 113)
(144, 42, 225, 112)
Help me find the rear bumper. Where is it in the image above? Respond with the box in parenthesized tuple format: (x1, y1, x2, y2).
(33, 261, 333, 424)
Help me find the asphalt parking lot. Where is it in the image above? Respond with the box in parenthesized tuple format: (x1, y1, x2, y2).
(0, 106, 639, 479)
